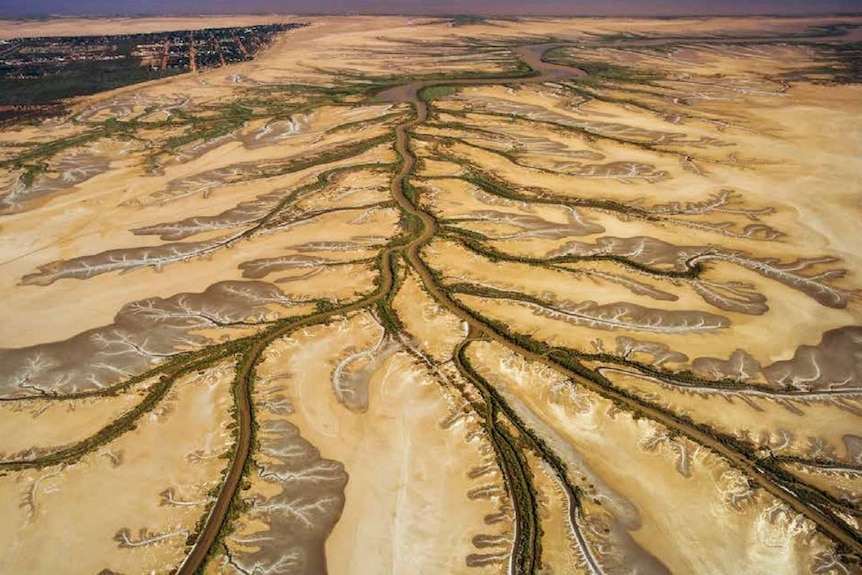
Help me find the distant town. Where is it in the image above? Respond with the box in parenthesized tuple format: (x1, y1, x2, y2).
(0, 22, 304, 124)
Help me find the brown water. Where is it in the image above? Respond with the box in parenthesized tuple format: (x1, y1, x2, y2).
(378, 43, 585, 104)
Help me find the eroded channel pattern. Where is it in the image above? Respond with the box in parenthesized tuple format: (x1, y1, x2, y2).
(1, 15, 861, 575)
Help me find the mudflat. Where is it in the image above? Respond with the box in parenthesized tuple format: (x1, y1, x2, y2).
(0, 14, 861, 575)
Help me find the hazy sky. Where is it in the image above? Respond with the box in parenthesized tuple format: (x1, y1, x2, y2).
(1, 0, 860, 18)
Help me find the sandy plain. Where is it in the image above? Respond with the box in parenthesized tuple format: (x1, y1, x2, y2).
(0, 13, 860, 575)
(239, 313, 509, 574)
(468, 340, 837, 575)
(0, 364, 235, 574)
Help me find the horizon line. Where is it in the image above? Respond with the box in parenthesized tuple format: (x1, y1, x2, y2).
(4, 11, 862, 19)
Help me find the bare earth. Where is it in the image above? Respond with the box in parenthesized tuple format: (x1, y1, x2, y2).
(0, 13, 861, 575)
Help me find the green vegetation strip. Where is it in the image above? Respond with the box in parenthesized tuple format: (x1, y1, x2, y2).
(380, 61, 862, 561)
(8, 39, 862, 572)
(453, 339, 541, 573)
(0, 350, 236, 471)
(443, 227, 701, 279)
(433, 153, 657, 219)
(439, 294, 862, 561)
(182, 247, 400, 574)
(454, 338, 590, 573)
